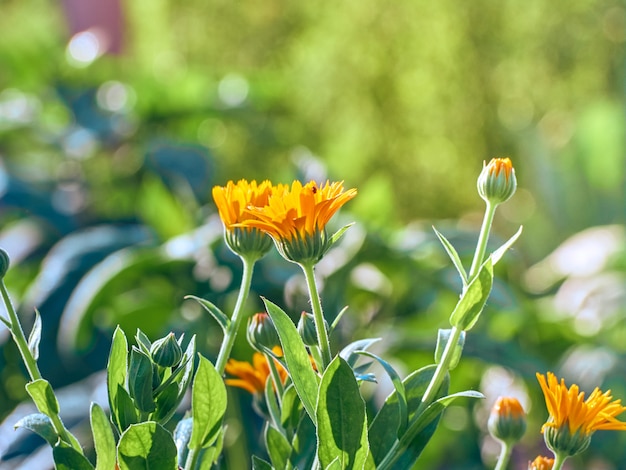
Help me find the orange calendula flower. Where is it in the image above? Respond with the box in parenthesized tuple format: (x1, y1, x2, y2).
(212, 179, 274, 258)
(537, 372, 626, 457)
(240, 180, 357, 264)
(225, 347, 288, 395)
(528, 455, 554, 470)
(477, 157, 517, 205)
(488, 396, 526, 444)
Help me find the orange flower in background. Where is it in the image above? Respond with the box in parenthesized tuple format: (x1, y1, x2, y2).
(225, 347, 288, 395)
(537, 371, 626, 436)
(241, 180, 357, 242)
(488, 396, 526, 444)
(528, 455, 554, 470)
(212, 179, 273, 229)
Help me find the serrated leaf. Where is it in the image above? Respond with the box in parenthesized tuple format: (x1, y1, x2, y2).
(14, 412, 58, 446)
(189, 355, 226, 449)
(185, 295, 229, 333)
(448, 258, 494, 331)
(90, 403, 116, 470)
(266, 424, 291, 470)
(491, 225, 523, 266)
(117, 422, 177, 470)
(316, 356, 369, 470)
(432, 226, 469, 286)
(107, 326, 128, 432)
(263, 298, 319, 421)
(28, 309, 42, 360)
(26, 379, 59, 417)
(434, 328, 465, 371)
(53, 442, 95, 470)
(357, 351, 407, 435)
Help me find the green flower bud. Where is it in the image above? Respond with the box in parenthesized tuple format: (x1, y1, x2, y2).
(477, 157, 517, 205)
(488, 396, 527, 445)
(150, 332, 183, 368)
(297, 311, 323, 347)
(544, 423, 590, 458)
(0, 248, 10, 279)
(247, 313, 280, 352)
(225, 227, 273, 260)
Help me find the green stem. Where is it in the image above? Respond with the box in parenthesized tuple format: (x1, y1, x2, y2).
(379, 201, 499, 470)
(215, 255, 256, 375)
(300, 262, 331, 370)
(0, 281, 77, 450)
(184, 447, 199, 470)
(551, 453, 568, 470)
(493, 441, 512, 470)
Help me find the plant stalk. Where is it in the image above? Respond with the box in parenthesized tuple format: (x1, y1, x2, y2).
(494, 441, 512, 470)
(301, 262, 331, 370)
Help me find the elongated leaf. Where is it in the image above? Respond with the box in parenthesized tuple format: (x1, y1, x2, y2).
(265, 372, 282, 431)
(252, 456, 274, 470)
(116, 385, 139, 431)
(329, 222, 354, 246)
(369, 365, 448, 465)
(185, 295, 229, 333)
(329, 305, 349, 332)
(432, 226, 468, 286)
(491, 225, 523, 266)
(90, 403, 116, 470)
(26, 379, 59, 417)
(128, 347, 155, 413)
(189, 354, 226, 449)
(266, 424, 291, 470)
(28, 309, 42, 360)
(339, 338, 381, 367)
(14, 412, 58, 446)
(152, 382, 179, 424)
(117, 421, 177, 470)
(108, 326, 128, 431)
(53, 442, 94, 470)
(135, 329, 152, 355)
(263, 298, 319, 421)
(448, 258, 494, 331)
(316, 356, 369, 470)
(357, 351, 407, 434)
(174, 417, 193, 468)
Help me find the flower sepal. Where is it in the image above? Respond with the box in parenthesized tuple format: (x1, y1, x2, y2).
(544, 425, 591, 458)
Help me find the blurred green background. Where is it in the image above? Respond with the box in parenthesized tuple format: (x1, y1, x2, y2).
(1, 0, 626, 468)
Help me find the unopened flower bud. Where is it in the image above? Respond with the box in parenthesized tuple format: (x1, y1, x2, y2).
(150, 332, 183, 368)
(544, 423, 590, 458)
(0, 249, 10, 279)
(247, 313, 280, 352)
(488, 396, 526, 444)
(297, 311, 326, 346)
(477, 157, 517, 205)
(528, 456, 554, 470)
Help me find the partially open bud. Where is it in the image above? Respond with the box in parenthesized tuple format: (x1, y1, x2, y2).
(150, 332, 183, 368)
(0, 248, 10, 279)
(488, 396, 527, 444)
(477, 157, 517, 205)
(544, 423, 590, 459)
(247, 312, 280, 352)
(528, 456, 554, 470)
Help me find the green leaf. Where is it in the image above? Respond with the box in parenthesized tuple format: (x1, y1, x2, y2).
(152, 382, 179, 424)
(329, 305, 349, 332)
(189, 354, 227, 449)
(117, 421, 178, 470)
(135, 329, 152, 356)
(329, 222, 354, 246)
(26, 379, 59, 417)
(90, 403, 116, 470)
(316, 356, 369, 470)
(28, 308, 42, 360)
(368, 365, 448, 466)
(265, 371, 282, 431)
(14, 412, 58, 446)
(185, 295, 230, 333)
(434, 328, 465, 371)
(263, 298, 320, 421)
(280, 385, 302, 430)
(290, 412, 316, 469)
(491, 225, 523, 266)
(53, 442, 95, 470)
(252, 456, 274, 470)
(108, 326, 129, 431)
(339, 338, 381, 368)
(116, 385, 139, 431)
(432, 226, 468, 286)
(174, 417, 193, 467)
(357, 351, 407, 434)
(448, 258, 494, 331)
(266, 424, 292, 470)
(128, 347, 155, 413)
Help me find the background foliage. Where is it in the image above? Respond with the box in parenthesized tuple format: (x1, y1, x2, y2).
(1, 0, 626, 468)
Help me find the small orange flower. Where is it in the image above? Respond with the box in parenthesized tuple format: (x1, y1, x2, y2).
(528, 455, 554, 470)
(212, 179, 273, 229)
(225, 347, 288, 395)
(488, 396, 526, 443)
(537, 371, 626, 436)
(242, 180, 356, 242)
